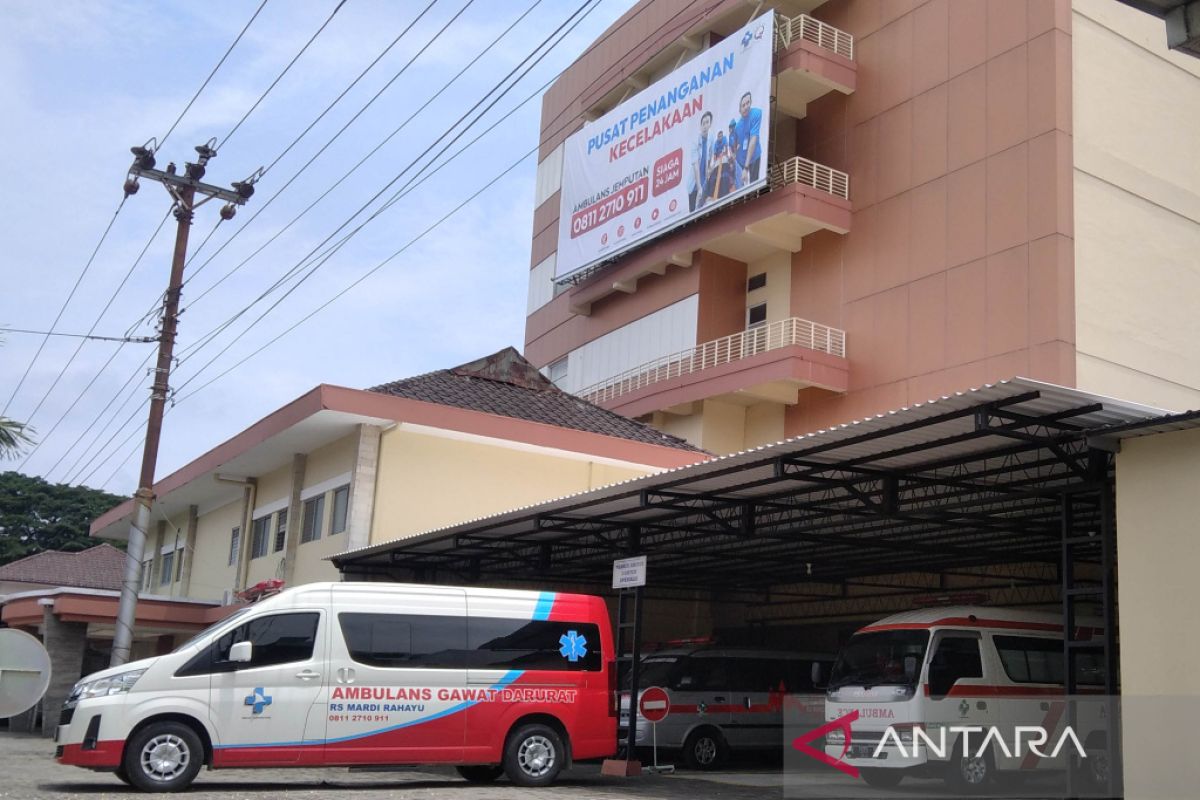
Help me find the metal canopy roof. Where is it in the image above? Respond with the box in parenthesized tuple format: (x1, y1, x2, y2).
(333, 379, 1174, 594)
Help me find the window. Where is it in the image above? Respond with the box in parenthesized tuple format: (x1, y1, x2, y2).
(336, 613, 602, 672)
(141, 559, 154, 591)
(546, 357, 568, 388)
(331, 485, 350, 534)
(747, 272, 767, 291)
(228, 527, 241, 566)
(675, 656, 731, 692)
(159, 551, 174, 586)
(250, 516, 270, 559)
(177, 612, 320, 676)
(747, 302, 767, 327)
(301, 495, 324, 543)
(993, 635, 1104, 686)
(928, 635, 983, 698)
(468, 618, 602, 671)
(338, 613, 465, 668)
(273, 509, 287, 553)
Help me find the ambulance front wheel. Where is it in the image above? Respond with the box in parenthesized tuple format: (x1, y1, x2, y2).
(123, 721, 204, 793)
(504, 723, 565, 787)
(944, 738, 995, 793)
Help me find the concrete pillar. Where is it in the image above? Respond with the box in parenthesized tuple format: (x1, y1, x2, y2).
(235, 481, 257, 592)
(346, 425, 382, 553)
(151, 521, 166, 592)
(282, 453, 307, 587)
(179, 504, 198, 597)
(40, 607, 87, 737)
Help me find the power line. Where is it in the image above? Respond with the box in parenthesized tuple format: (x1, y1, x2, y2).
(127, 0, 446, 323)
(262, 0, 442, 177)
(176, 0, 599, 369)
(1, 196, 127, 418)
(47, 0, 629, 485)
(0, 328, 156, 344)
(178, 0, 492, 302)
(217, 0, 349, 152)
(160, 0, 270, 149)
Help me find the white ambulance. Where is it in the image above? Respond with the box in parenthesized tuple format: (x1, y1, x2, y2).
(55, 582, 616, 792)
(822, 606, 1108, 791)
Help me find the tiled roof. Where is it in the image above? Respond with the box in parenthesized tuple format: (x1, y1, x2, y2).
(368, 347, 706, 453)
(0, 543, 126, 591)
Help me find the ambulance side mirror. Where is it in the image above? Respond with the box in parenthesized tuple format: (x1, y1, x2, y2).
(229, 641, 253, 663)
(904, 656, 918, 680)
(810, 662, 826, 689)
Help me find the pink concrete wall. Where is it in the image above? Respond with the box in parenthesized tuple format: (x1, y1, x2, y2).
(786, 0, 1075, 433)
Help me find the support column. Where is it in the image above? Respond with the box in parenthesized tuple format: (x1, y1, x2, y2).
(235, 481, 257, 591)
(151, 521, 166, 592)
(179, 504, 198, 597)
(282, 453, 307, 586)
(41, 607, 87, 737)
(346, 425, 382, 553)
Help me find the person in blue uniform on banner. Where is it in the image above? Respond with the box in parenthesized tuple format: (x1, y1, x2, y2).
(735, 91, 763, 186)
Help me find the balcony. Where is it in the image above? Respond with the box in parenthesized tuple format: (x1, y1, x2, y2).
(578, 317, 849, 418)
(569, 156, 851, 314)
(774, 13, 856, 119)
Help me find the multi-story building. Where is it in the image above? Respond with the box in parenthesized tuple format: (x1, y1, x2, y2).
(525, 0, 1200, 454)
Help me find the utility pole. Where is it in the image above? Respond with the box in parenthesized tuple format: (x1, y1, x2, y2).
(110, 139, 260, 667)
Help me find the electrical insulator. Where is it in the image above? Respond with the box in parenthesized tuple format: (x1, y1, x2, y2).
(123, 178, 140, 197)
(219, 203, 237, 221)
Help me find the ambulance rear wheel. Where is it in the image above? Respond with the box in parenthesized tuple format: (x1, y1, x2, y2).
(456, 765, 504, 783)
(123, 721, 203, 793)
(504, 723, 565, 787)
(682, 727, 727, 770)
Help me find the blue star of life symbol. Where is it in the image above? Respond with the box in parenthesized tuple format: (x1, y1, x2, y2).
(244, 687, 272, 714)
(741, 30, 753, 47)
(559, 630, 588, 662)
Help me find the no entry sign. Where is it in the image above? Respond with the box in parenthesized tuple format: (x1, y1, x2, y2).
(639, 686, 670, 723)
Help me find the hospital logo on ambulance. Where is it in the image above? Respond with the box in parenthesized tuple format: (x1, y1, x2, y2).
(559, 630, 588, 662)
(244, 687, 273, 715)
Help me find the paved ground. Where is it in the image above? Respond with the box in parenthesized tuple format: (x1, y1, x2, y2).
(3, 733, 1061, 799)
(3, 732, 789, 800)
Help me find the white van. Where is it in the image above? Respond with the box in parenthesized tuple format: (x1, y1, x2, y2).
(55, 582, 616, 791)
(621, 646, 832, 769)
(823, 606, 1108, 791)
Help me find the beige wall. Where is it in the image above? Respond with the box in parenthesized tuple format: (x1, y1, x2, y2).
(1115, 426, 1200, 799)
(186, 499, 243, 602)
(1072, 0, 1200, 411)
(369, 427, 666, 544)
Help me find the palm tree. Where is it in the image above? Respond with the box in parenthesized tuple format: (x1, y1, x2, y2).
(0, 416, 33, 459)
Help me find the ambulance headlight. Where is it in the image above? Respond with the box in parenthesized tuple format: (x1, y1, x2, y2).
(826, 729, 846, 745)
(74, 669, 146, 700)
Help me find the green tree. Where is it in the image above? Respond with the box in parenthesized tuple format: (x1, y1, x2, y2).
(0, 471, 124, 565)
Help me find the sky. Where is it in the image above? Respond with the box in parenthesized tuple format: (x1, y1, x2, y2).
(0, 0, 635, 494)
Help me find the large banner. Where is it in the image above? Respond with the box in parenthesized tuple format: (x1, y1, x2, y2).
(555, 11, 775, 280)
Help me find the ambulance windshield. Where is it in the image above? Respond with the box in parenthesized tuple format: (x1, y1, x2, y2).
(828, 630, 930, 690)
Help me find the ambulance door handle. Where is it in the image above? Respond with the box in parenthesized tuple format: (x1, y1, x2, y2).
(336, 667, 356, 684)
(296, 669, 321, 681)
(714, 696, 727, 702)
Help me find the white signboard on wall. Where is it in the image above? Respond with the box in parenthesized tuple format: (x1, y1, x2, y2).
(555, 11, 775, 280)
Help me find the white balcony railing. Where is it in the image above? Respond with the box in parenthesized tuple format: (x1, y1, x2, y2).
(775, 13, 855, 61)
(769, 155, 850, 200)
(578, 317, 847, 405)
